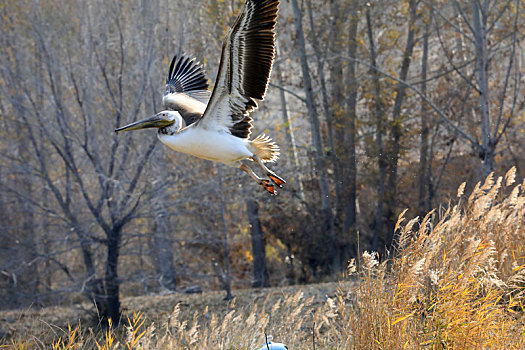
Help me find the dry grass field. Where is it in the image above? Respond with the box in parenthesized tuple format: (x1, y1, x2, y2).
(1, 168, 524, 349)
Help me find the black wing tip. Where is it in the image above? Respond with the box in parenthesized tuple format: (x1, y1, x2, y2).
(166, 53, 190, 84)
(239, 0, 278, 100)
(165, 53, 209, 93)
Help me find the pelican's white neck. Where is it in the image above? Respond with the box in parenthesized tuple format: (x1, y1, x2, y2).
(158, 110, 185, 135)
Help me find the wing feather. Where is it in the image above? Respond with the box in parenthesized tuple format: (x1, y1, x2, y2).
(162, 54, 211, 125)
(165, 54, 209, 94)
(198, 0, 279, 139)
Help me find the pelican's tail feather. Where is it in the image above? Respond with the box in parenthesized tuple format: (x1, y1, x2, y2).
(249, 134, 280, 163)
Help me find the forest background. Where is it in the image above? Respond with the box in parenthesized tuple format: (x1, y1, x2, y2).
(0, 0, 524, 327)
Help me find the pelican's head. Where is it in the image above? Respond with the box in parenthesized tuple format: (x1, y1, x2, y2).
(114, 110, 184, 134)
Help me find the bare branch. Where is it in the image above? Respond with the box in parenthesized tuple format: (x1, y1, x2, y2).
(421, 0, 475, 42)
(268, 82, 307, 103)
(329, 54, 483, 151)
(493, 0, 520, 143)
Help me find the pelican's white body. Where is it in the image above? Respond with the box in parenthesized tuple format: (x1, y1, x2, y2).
(158, 125, 253, 166)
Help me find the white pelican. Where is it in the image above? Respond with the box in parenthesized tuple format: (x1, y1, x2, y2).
(115, 0, 284, 195)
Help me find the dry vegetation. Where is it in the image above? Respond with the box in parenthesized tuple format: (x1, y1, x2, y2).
(2, 168, 525, 349)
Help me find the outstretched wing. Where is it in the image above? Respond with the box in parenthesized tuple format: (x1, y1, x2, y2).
(197, 0, 279, 139)
(162, 54, 211, 126)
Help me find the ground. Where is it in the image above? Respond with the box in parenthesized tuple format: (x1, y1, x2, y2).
(0, 282, 348, 344)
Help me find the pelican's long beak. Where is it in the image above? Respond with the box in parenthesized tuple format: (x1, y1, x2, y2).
(115, 114, 173, 133)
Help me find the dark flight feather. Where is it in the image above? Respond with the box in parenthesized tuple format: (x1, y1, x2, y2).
(200, 0, 279, 139)
(165, 54, 209, 95)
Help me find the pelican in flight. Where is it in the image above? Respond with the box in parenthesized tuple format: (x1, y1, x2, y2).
(115, 0, 284, 195)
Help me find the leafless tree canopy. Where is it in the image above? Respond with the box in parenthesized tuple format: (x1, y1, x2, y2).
(0, 0, 523, 325)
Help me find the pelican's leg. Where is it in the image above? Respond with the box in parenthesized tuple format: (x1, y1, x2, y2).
(240, 163, 277, 195)
(251, 155, 286, 188)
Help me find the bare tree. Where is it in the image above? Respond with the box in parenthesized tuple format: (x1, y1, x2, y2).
(365, 6, 386, 252)
(273, 51, 305, 201)
(418, 8, 432, 217)
(343, 0, 360, 258)
(246, 199, 269, 288)
(384, 0, 419, 248)
(428, 0, 523, 177)
(0, 0, 164, 326)
(290, 0, 339, 273)
(151, 149, 178, 292)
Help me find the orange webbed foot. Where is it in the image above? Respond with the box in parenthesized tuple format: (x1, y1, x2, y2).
(268, 173, 286, 188)
(261, 179, 278, 195)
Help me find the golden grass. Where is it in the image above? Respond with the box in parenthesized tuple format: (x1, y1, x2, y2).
(345, 168, 525, 349)
(2, 168, 525, 349)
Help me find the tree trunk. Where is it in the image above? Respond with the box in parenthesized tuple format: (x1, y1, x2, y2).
(285, 242, 295, 285)
(16, 125, 38, 304)
(328, 0, 345, 228)
(246, 199, 269, 288)
(217, 166, 232, 300)
(104, 227, 122, 327)
(153, 202, 177, 291)
(274, 57, 305, 201)
(152, 150, 177, 292)
(366, 7, 386, 252)
(343, 0, 359, 260)
(291, 0, 339, 274)
(471, 0, 494, 177)
(384, 0, 418, 251)
(308, 0, 343, 229)
(418, 9, 431, 217)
